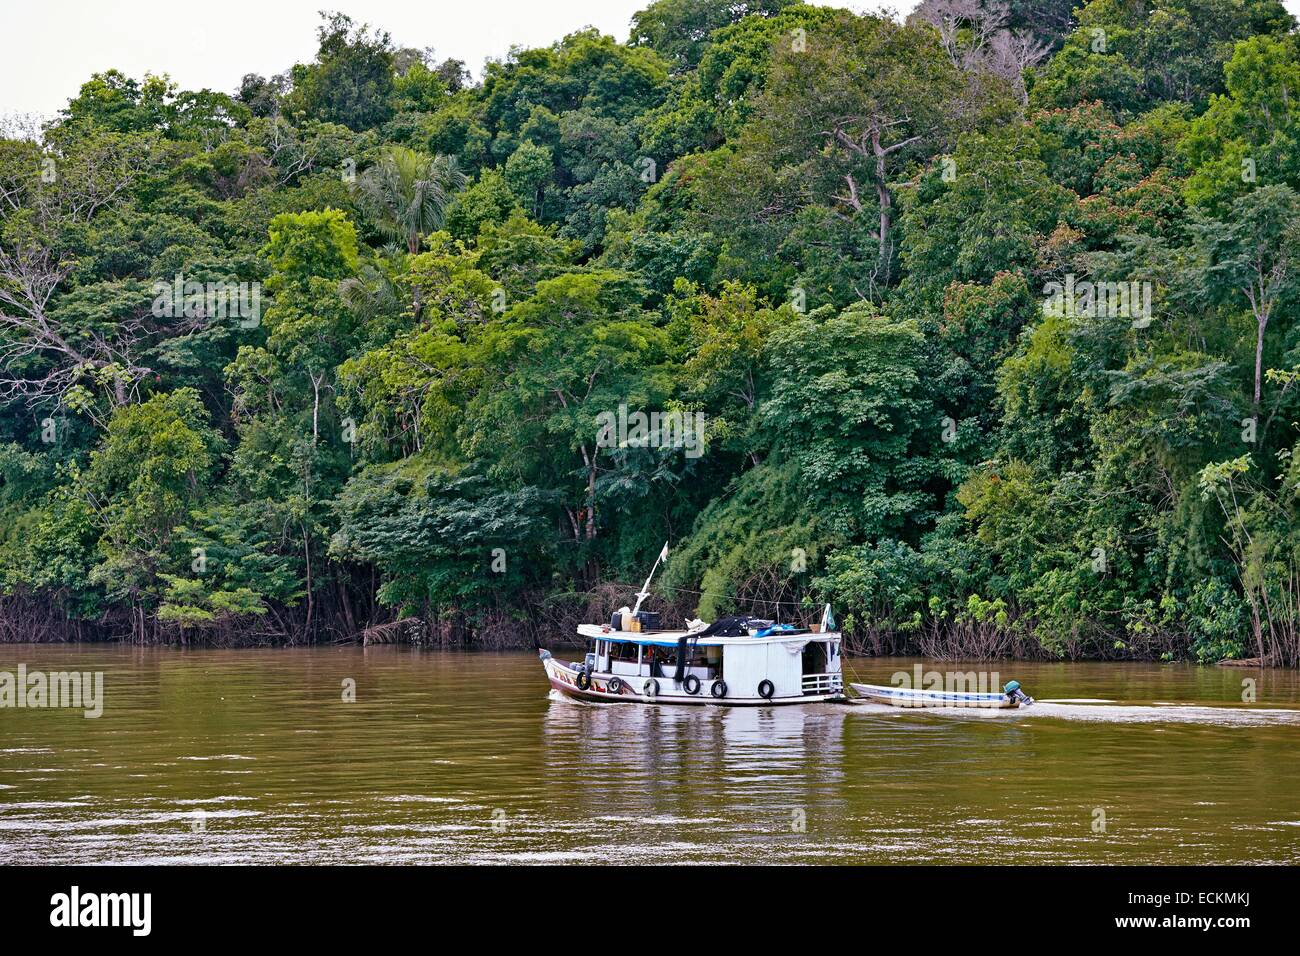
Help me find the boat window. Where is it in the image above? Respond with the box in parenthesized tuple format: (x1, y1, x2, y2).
(801, 640, 828, 675)
(610, 641, 639, 662)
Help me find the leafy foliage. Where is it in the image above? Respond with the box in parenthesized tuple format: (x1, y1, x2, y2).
(3, 1, 1299, 662)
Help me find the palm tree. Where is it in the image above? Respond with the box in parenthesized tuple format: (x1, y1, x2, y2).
(339, 245, 406, 327)
(354, 146, 466, 255)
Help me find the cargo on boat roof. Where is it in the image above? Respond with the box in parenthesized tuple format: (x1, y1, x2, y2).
(575, 623, 837, 648)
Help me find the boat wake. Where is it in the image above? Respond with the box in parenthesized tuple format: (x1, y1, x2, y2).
(552, 686, 1300, 727)
(1028, 701, 1300, 726)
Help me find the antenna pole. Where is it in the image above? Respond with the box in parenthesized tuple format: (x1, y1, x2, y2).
(631, 542, 668, 616)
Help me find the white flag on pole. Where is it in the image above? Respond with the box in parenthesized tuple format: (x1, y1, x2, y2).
(633, 543, 670, 616)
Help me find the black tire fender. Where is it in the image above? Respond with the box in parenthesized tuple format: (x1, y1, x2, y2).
(683, 674, 701, 695)
(576, 670, 591, 691)
(710, 680, 727, 699)
(643, 678, 660, 697)
(758, 679, 775, 700)
(607, 676, 623, 695)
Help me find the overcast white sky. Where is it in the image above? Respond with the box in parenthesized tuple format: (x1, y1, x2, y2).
(3, 0, 1300, 122)
(0, 1, 899, 122)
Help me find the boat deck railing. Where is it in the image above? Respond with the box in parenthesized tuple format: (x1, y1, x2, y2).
(801, 672, 843, 695)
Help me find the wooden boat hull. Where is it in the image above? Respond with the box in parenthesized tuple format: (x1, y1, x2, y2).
(543, 653, 844, 706)
(850, 682, 1020, 709)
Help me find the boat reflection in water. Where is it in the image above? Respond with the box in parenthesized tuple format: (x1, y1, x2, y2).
(541, 695, 853, 860)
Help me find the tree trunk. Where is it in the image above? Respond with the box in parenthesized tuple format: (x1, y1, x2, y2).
(871, 128, 894, 287)
(1254, 311, 1268, 410)
(578, 441, 598, 540)
(302, 525, 314, 641)
(311, 373, 322, 445)
(585, 462, 597, 540)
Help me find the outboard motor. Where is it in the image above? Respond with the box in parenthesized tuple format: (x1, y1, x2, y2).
(1003, 680, 1034, 707)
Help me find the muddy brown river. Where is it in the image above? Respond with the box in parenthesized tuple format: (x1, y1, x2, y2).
(2, 646, 1298, 864)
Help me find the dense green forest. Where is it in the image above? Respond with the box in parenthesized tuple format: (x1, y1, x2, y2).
(2, 0, 1299, 663)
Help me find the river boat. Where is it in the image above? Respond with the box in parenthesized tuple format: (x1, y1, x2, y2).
(539, 544, 845, 705)
(540, 623, 846, 705)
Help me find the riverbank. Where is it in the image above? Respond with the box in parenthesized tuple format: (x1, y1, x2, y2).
(3, 582, 1285, 664)
(0, 583, 1285, 665)
(0, 624, 1282, 667)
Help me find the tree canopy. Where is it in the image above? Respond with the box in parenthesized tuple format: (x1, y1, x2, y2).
(3, 0, 1300, 663)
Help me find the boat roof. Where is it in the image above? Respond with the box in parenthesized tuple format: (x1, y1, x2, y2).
(577, 623, 840, 647)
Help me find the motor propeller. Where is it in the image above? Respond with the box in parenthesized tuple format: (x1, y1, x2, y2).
(1003, 680, 1034, 706)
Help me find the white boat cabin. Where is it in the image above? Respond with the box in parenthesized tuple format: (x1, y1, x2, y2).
(541, 623, 844, 705)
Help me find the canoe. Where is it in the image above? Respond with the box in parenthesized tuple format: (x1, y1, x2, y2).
(850, 682, 1031, 709)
